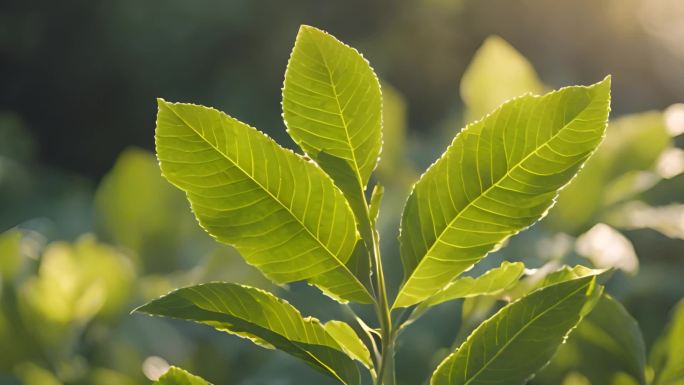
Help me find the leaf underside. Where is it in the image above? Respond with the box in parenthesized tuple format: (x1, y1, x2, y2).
(137, 283, 360, 385)
(395, 78, 611, 308)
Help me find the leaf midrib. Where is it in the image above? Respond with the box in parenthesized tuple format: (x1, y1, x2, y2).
(164, 104, 368, 297)
(459, 281, 591, 385)
(308, 29, 367, 193)
(399, 94, 594, 304)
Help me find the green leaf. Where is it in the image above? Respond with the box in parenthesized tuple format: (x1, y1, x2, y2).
(324, 320, 374, 370)
(571, 294, 646, 384)
(506, 264, 608, 301)
(419, 261, 524, 310)
(460, 36, 545, 121)
(395, 78, 611, 308)
(430, 276, 602, 385)
(136, 283, 360, 385)
(155, 100, 372, 304)
(283, 24, 382, 191)
(535, 265, 609, 290)
(282, 25, 382, 255)
(653, 299, 684, 385)
(153, 367, 212, 385)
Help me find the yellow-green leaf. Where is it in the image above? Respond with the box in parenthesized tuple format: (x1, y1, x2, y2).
(324, 320, 373, 370)
(395, 78, 611, 308)
(420, 261, 524, 310)
(136, 283, 360, 385)
(431, 276, 602, 385)
(155, 100, 372, 304)
(283, 25, 381, 191)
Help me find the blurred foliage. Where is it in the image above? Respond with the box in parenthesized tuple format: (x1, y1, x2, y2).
(0, 1, 683, 383)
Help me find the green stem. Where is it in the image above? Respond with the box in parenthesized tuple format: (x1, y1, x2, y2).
(355, 182, 394, 385)
(370, 223, 394, 385)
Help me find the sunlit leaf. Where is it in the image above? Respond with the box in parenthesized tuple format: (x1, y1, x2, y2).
(153, 367, 211, 385)
(430, 276, 602, 385)
(283, 25, 382, 263)
(136, 283, 360, 385)
(283, 25, 381, 192)
(155, 100, 372, 304)
(418, 261, 524, 311)
(506, 264, 608, 301)
(460, 36, 545, 121)
(395, 78, 611, 308)
(324, 320, 373, 370)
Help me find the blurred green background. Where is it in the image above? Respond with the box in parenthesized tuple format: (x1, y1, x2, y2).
(1, 0, 683, 384)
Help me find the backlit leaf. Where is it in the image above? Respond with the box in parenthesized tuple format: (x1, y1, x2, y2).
(136, 283, 360, 385)
(431, 276, 601, 385)
(155, 100, 372, 304)
(324, 320, 373, 370)
(283, 25, 381, 192)
(283, 25, 382, 257)
(395, 78, 611, 308)
(419, 261, 524, 310)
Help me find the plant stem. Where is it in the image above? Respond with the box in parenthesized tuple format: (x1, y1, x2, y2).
(357, 182, 394, 385)
(370, 222, 394, 385)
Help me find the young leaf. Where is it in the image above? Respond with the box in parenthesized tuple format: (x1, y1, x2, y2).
(283, 25, 382, 250)
(419, 261, 524, 310)
(430, 276, 602, 385)
(283, 25, 381, 192)
(324, 320, 374, 370)
(155, 100, 372, 304)
(395, 78, 611, 308)
(136, 283, 360, 385)
(154, 367, 212, 385)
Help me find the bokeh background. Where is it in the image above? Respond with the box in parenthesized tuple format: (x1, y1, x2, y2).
(1, 0, 683, 384)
